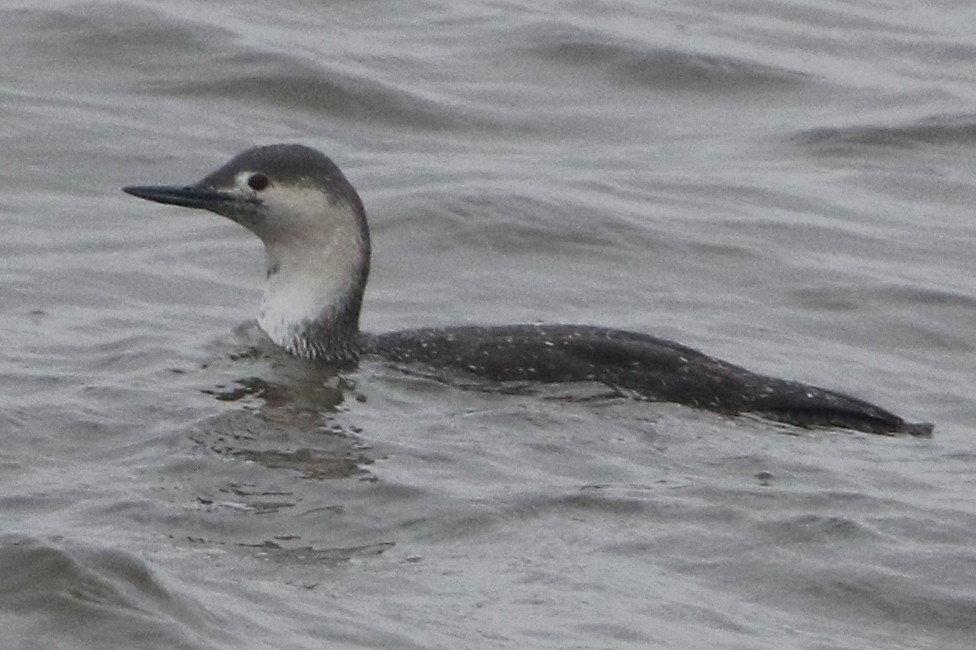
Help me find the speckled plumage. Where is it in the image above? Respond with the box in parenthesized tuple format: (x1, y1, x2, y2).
(365, 324, 930, 435)
(124, 144, 933, 436)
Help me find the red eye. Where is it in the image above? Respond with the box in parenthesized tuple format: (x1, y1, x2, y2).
(247, 173, 270, 191)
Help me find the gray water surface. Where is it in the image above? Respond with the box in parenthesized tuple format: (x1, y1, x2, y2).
(2, 1, 975, 648)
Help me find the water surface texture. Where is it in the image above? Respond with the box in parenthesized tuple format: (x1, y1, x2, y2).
(2, 1, 976, 648)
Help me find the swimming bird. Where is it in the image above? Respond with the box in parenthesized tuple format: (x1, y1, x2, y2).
(123, 144, 932, 436)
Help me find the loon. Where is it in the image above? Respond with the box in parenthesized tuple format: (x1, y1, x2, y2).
(123, 144, 932, 436)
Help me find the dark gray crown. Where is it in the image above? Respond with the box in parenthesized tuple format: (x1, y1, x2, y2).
(202, 144, 365, 214)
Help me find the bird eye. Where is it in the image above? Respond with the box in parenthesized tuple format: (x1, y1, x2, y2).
(247, 173, 270, 191)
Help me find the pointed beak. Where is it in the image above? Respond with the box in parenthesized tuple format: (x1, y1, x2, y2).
(122, 184, 237, 212)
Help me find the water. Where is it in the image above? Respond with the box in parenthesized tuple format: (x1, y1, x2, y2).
(2, 0, 975, 647)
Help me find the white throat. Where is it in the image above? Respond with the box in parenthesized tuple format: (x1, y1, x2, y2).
(257, 236, 365, 359)
(252, 190, 369, 361)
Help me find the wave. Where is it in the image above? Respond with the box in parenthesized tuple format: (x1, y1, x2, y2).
(0, 535, 221, 649)
(519, 22, 811, 91)
(793, 113, 976, 149)
(156, 52, 499, 131)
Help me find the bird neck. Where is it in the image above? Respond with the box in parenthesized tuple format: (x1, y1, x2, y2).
(257, 235, 370, 363)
